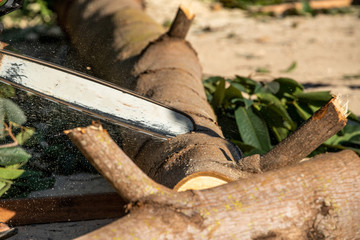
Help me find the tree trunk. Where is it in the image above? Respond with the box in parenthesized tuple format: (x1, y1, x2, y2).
(56, 0, 249, 188)
(66, 125, 360, 239)
(55, 0, 359, 238)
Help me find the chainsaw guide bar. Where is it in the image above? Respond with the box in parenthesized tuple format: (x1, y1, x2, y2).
(0, 49, 195, 139)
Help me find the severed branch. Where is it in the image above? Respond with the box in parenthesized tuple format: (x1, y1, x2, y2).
(65, 123, 174, 202)
(168, 4, 195, 39)
(255, 0, 352, 16)
(75, 150, 360, 239)
(260, 95, 348, 172)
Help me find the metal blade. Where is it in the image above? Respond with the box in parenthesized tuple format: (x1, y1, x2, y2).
(0, 50, 195, 139)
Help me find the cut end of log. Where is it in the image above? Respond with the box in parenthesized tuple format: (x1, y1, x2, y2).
(331, 94, 349, 121)
(173, 172, 231, 192)
(179, 4, 195, 20)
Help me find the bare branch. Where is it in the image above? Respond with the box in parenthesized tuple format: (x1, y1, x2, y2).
(260, 95, 347, 171)
(65, 123, 174, 202)
(168, 4, 195, 39)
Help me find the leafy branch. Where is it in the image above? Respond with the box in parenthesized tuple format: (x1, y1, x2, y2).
(203, 75, 360, 156)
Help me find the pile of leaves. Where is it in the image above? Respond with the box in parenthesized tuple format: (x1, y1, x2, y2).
(204, 75, 360, 156)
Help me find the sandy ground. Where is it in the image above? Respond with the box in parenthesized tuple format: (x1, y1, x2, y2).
(7, 0, 360, 239)
(146, 0, 360, 114)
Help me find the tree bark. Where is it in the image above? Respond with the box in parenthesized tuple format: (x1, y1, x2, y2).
(66, 124, 360, 239)
(56, 0, 248, 188)
(56, 0, 360, 238)
(65, 124, 360, 239)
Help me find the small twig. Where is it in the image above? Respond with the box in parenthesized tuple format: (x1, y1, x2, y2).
(0, 123, 18, 149)
(65, 123, 174, 202)
(260, 95, 348, 172)
(168, 4, 195, 39)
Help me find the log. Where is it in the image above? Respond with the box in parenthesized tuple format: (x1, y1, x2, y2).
(0, 193, 125, 225)
(256, 0, 353, 15)
(74, 150, 360, 239)
(260, 96, 347, 171)
(56, 0, 249, 189)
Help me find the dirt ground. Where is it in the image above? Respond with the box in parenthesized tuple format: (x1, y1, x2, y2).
(146, 0, 360, 114)
(8, 0, 360, 239)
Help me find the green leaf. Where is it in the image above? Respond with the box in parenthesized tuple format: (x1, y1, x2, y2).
(0, 98, 27, 125)
(263, 81, 280, 94)
(223, 84, 244, 105)
(233, 76, 263, 95)
(273, 78, 304, 97)
(211, 79, 226, 109)
(281, 61, 297, 73)
(235, 106, 272, 153)
(292, 101, 312, 120)
(256, 93, 296, 130)
(0, 147, 31, 166)
(16, 127, 35, 145)
(271, 126, 289, 142)
(294, 91, 332, 106)
(259, 105, 292, 142)
(0, 167, 24, 180)
(0, 181, 11, 197)
(232, 98, 254, 109)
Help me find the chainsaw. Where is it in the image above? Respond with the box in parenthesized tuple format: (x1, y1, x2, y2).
(0, 0, 195, 140)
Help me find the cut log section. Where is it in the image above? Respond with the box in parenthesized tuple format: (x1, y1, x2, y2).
(173, 172, 231, 191)
(0, 193, 125, 225)
(256, 0, 353, 15)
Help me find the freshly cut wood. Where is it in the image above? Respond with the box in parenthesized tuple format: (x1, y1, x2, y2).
(260, 96, 347, 171)
(0, 193, 125, 225)
(173, 172, 231, 191)
(257, 0, 353, 15)
(75, 150, 360, 239)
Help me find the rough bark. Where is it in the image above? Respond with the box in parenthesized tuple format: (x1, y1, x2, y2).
(56, 0, 248, 188)
(54, 1, 360, 238)
(68, 132, 360, 239)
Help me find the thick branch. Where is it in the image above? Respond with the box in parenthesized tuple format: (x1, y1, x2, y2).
(168, 4, 195, 39)
(260, 96, 347, 171)
(57, 0, 247, 189)
(257, 0, 352, 15)
(65, 123, 173, 202)
(76, 150, 360, 239)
